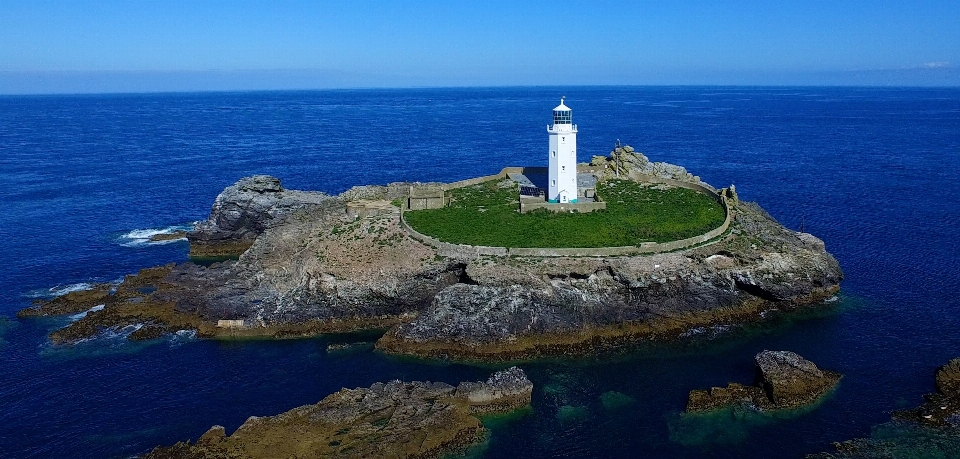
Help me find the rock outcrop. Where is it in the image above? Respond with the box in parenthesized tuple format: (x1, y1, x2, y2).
(142, 368, 533, 459)
(686, 351, 842, 412)
(591, 145, 703, 185)
(187, 175, 335, 257)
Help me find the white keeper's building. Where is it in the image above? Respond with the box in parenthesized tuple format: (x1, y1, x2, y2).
(547, 98, 578, 203)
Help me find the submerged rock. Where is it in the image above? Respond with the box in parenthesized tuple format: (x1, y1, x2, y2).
(809, 358, 960, 458)
(686, 350, 841, 412)
(892, 357, 960, 428)
(149, 230, 187, 242)
(142, 368, 533, 459)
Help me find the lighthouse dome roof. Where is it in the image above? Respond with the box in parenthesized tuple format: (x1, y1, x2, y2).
(553, 99, 571, 111)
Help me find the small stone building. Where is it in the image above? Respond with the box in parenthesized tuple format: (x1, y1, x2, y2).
(407, 185, 446, 210)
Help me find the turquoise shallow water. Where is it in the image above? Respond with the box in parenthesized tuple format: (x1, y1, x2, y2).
(1, 87, 959, 458)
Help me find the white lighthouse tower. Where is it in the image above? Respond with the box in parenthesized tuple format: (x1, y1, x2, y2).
(547, 98, 578, 203)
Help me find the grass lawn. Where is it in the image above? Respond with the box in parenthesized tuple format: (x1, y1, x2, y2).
(403, 179, 726, 248)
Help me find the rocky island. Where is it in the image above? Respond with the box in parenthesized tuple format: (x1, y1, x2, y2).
(687, 350, 842, 413)
(144, 367, 533, 459)
(20, 148, 842, 362)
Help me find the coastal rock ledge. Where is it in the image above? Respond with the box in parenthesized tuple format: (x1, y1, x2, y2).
(143, 367, 533, 459)
(22, 161, 843, 361)
(687, 350, 842, 412)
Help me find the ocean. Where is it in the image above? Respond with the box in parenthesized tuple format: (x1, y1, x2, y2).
(1, 87, 958, 458)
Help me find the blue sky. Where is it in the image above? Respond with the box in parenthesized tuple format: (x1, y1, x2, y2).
(1, 0, 958, 93)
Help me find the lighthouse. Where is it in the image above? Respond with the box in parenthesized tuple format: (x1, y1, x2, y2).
(547, 98, 578, 203)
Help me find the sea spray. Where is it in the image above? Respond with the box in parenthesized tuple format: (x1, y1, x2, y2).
(24, 282, 94, 299)
(117, 223, 197, 247)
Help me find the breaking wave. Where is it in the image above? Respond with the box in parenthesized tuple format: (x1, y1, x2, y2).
(117, 222, 197, 247)
(69, 304, 105, 321)
(24, 282, 94, 299)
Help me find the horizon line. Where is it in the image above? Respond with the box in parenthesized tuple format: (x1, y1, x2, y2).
(3, 82, 960, 97)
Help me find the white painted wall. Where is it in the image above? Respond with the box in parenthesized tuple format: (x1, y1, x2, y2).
(547, 101, 578, 203)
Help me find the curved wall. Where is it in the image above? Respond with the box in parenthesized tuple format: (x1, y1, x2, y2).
(400, 169, 734, 257)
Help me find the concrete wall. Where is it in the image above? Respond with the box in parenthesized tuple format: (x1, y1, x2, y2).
(440, 167, 524, 191)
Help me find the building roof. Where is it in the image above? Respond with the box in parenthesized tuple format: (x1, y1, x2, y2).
(553, 99, 571, 111)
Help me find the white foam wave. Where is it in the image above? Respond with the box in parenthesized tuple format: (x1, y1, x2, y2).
(169, 329, 197, 346)
(118, 222, 197, 247)
(69, 304, 105, 321)
(24, 282, 94, 299)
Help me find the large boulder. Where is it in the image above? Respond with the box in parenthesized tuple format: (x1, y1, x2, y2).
(755, 350, 842, 408)
(686, 350, 841, 412)
(142, 368, 532, 459)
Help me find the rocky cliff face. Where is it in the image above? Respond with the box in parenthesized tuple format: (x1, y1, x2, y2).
(27, 171, 843, 361)
(143, 367, 533, 459)
(376, 200, 841, 360)
(187, 175, 336, 257)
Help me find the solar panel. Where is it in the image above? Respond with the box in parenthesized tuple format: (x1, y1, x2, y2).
(519, 186, 543, 198)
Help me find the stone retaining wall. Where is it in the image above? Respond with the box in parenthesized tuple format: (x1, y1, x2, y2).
(440, 167, 524, 191)
(400, 169, 734, 257)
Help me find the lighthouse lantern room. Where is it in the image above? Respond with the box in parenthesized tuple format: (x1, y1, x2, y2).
(547, 98, 578, 203)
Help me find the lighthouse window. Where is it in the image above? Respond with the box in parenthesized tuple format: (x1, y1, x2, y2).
(552, 180, 556, 186)
(552, 151, 556, 157)
(562, 166, 565, 171)
(553, 110, 571, 125)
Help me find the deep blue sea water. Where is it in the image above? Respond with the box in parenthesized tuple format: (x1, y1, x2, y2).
(1, 87, 959, 458)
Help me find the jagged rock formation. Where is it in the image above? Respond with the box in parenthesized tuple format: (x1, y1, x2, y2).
(187, 176, 443, 257)
(591, 145, 703, 185)
(24, 168, 842, 360)
(187, 175, 335, 257)
(686, 351, 842, 412)
(142, 367, 533, 459)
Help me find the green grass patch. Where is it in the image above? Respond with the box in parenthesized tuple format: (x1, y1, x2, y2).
(403, 179, 725, 248)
